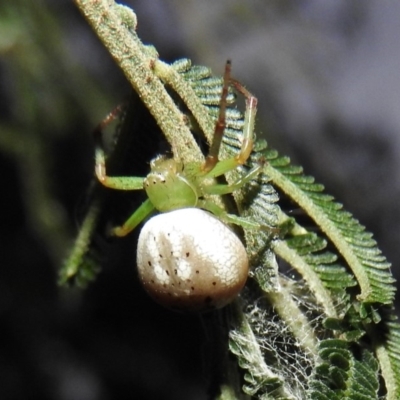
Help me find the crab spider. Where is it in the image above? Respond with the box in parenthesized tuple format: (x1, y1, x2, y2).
(94, 61, 262, 311)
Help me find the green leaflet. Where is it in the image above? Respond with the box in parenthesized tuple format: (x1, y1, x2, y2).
(307, 340, 379, 400)
(59, 195, 102, 287)
(264, 152, 396, 305)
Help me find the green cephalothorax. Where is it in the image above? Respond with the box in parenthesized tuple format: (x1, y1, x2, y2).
(144, 156, 198, 212)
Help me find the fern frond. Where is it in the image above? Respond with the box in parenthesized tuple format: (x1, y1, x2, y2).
(307, 339, 379, 400)
(229, 308, 291, 399)
(385, 320, 400, 397)
(171, 57, 399, 397)
(230, 296, 320, 399)
(374, 314, 400, 400)
(59, 198, 102, 287)
(172, 57, 396, 309)
(263, 151, 396, 305)
(273, 233, 356, 318)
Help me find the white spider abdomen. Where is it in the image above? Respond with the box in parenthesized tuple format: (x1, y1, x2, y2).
(136, 208, 249, 312)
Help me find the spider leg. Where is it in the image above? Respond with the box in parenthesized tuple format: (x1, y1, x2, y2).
(230, 78, 258, 165)
(198, 200, 261, 230)
(203, 163, 263, 195)
(94, 105, 145, 190)
(202, 61, 258, 176)
(112, 199, 155, 237)
(203, 60, 231, 172)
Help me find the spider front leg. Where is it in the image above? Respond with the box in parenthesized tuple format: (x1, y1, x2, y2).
(199, 62, 263, 230)
(200, 63, 262, 195)
(202, 162, 263, 196)
(202, 61, 258, 178)
(93, 105, 145, 191)
(93, 106, 156, 237)
(230, 79, 258, 165)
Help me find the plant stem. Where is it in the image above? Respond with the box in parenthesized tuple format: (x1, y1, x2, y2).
(74, 0, 202, 164)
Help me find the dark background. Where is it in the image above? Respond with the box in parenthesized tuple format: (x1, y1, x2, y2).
(1, 1, 400, 399)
